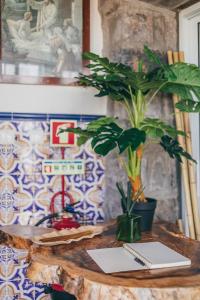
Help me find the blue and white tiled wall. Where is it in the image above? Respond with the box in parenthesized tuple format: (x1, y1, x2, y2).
(0, 113, 105, 299)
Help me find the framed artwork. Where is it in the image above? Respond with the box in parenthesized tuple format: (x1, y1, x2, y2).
(0, 0, 90, 85)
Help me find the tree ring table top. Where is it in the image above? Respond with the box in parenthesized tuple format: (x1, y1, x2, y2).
(1, 222, 200, 298)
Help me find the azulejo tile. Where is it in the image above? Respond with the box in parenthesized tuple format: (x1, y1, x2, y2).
(0, 281, 20, 300)
(20, 160, 43, 176)
(35, 177, 82, 211)
(35, 283, 51, 300)
(14, 278, 36, 299)
(0, 116, 105, 299)
(0, 269, 49, 300)
(0, 246, 8, 281)
(0, 246, 28, 281)
(0, 176, 33, 225)
(1, 280, 35, 300)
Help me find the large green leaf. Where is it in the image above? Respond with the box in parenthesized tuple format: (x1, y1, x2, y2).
(77, 135, 90, 146)
(89, 123, 146, 156)
(118, 128, 146, 153)
(64, 117, 117, 147)
(65, 127, 95, 146)
(160, 135, 196, 163)
(78, 72, 131, 101)
(91, 123, 123, 156)
(87, 116, 117, 130)
(144, 46, 176, 80)
(140, 118, 185, 138)
(162, 63, 200, 101)
(83, 52, 99, 61)
(71, 118, 146, 156)
(143, 49, 200, 105)
(80, 49, 200, 109)
(93, 139, 117, 156)
(79, 51, 150, 101)
(175, 100, 200, 112)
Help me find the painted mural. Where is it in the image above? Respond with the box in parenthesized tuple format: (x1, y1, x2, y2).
(2, 0, 83, 78)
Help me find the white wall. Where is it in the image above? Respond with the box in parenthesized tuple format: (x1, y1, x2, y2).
(0, 85, 105, 115)
(179, 2, 200, 172)
(179, 2, 200, 180)
(90, 0, 103, 56)
(0, 0, 106, 116)
(179, 2, 200, 64)
(179, 2, 200, 235)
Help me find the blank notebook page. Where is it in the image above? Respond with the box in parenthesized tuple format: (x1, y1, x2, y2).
(87, 247, 147, 273)
(125, 242, 191, 268)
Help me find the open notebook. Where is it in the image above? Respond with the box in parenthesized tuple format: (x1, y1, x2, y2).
(87, 242, 191, 273)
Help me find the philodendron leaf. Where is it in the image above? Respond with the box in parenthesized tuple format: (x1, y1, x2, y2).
(60, 117, 118, 147)
(160, 135, 196, 163)
(77, 136, 89, 146)
(117, 128, 146, 153)
(65, 127, 95, 146)
(63, 127, 89, 135)
(83, 52, 99, 60)
(140, 118, 185, 138)
(162, 63, 200, 101)
(91, 122, 123, 156)
(78, 51, 150, 102)
(144, 45, 176, 80)
(175, 100, 200, 112)
(87, 116, 117, 131)
(93, 139, 117, 156)
(89, 122, 146, 156)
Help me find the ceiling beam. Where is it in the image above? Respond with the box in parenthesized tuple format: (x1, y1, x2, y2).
(169, 0, 194, 10)
(177, 0, 200, 10)
(140, 0, 199, 11)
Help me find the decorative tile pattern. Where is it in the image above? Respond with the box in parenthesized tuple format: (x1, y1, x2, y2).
(0, 115, 105, 299)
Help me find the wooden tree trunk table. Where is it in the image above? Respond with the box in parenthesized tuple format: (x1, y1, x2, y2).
(1, 222, 200, 300)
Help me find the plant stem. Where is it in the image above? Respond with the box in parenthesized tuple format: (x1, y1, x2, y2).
(147, 82, 167, 106)
(121, 88, 147, 201)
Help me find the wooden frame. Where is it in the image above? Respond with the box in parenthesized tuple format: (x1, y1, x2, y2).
(0, 0, 90, 85)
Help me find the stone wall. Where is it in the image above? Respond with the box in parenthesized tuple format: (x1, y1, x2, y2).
(99, 0, 180, 222)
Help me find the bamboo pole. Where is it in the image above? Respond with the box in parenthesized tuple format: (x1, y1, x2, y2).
(167, 50, 196, 239)
(183, 113, 200, 240)
(179, 52, 200, 241)
(172, 52, 185, 235)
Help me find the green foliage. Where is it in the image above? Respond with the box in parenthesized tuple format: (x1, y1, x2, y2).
(59, 127, 95, 146)
(143, 47, 200, 104)
(79, 51, 151, 100)
(79, 47, 200, 114)
(160, 135, 196, 163)
(90, 123, 146, 156)
(91, 122, 123, 156)
(140, 118, 185, 138)
(62, 117, 146, 156)
(143, 45, 176, 80)
(60, 46, 199, 184)
(117, 128, 146, 154)
(116, 181, 144, 215)
(87, 116, 116, 130)
(175, 100, 200, 112)
(162, 63, 200, 102)
(60, 116, 116, 146)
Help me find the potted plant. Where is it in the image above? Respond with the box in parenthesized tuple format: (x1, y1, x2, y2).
(62, 46, 200, 238)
